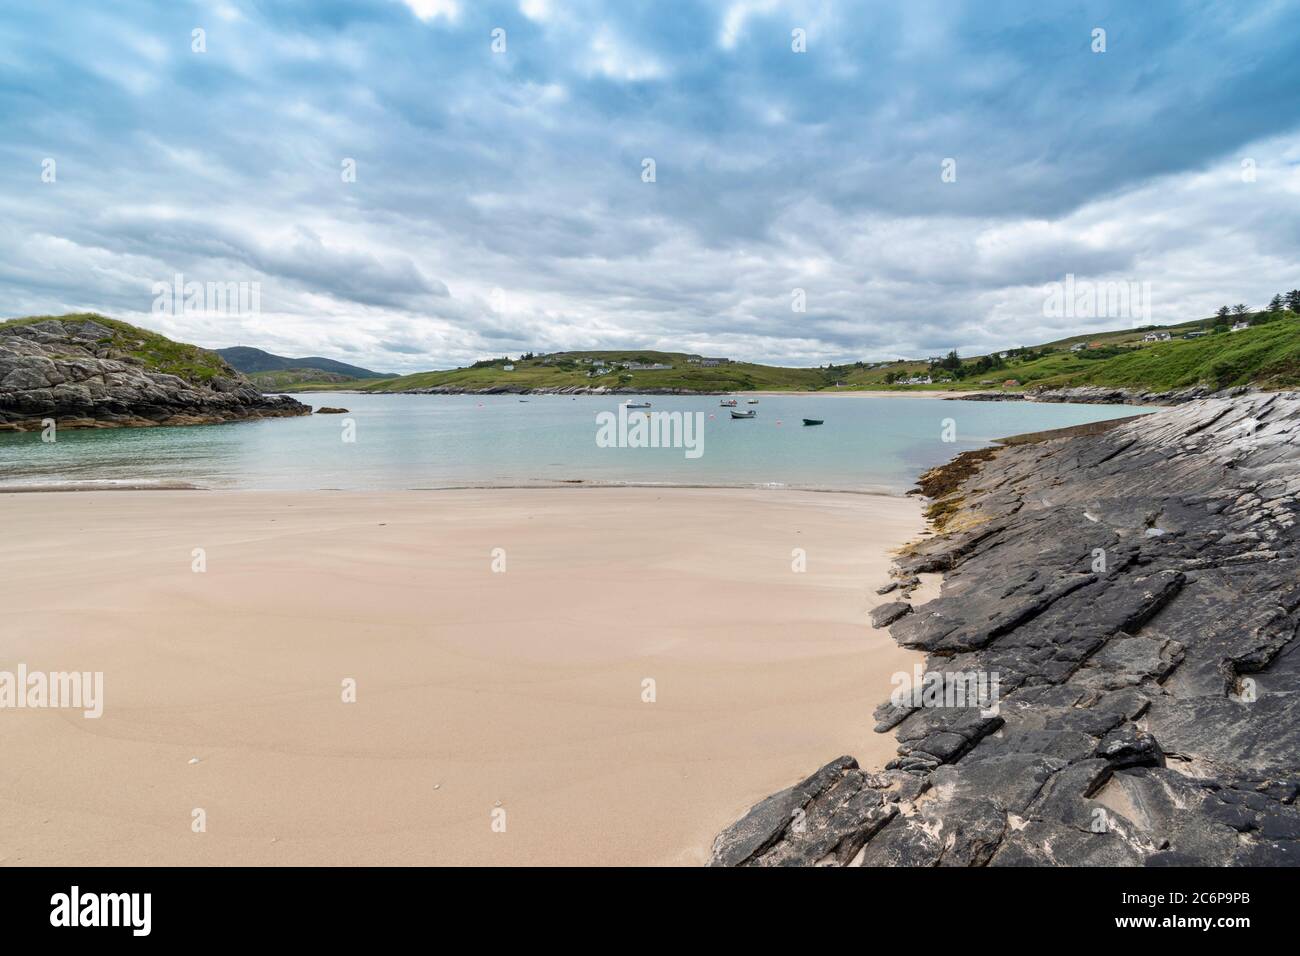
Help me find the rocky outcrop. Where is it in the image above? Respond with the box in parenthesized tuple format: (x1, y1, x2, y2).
(0, 317, 308, 431)
(1027, 384, 1254, 405)
(712, 392, 1300, 866)
(954, 385, 1255, 405)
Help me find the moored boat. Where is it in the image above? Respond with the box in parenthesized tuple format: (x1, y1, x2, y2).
(730, 409, 757, 419)
(720, 399, 738, 407)
(802, 418, 823, 426)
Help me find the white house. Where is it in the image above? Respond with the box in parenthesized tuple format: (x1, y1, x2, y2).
(1142, 332, 1171, 342)
(1069, 343, 1086, 352)
(502, 364, 515, 371)
(1231, 321, 1250, 332)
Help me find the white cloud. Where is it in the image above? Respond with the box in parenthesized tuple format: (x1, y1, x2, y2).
(399, 0, 460, 23)
(719, 0, 780, 50)
(585, 29, 665, 81)
(519, 0, 552, 22)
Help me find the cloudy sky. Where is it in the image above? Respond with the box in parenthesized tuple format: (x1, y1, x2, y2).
(2, 0, 1299, 372)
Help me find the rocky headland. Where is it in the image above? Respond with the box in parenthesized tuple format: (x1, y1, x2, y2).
(954, 384, 1255, 405)
(712, 392, 1300, 866)
(0, 316, 309, 431)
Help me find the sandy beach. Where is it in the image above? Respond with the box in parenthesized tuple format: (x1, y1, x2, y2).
(0, 486, 928, 866)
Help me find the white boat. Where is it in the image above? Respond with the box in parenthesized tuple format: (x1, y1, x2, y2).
(730, 409, 757, 419)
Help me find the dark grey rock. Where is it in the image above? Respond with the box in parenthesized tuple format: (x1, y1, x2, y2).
(0, 317, 308, 431)
(869, 601, 912, 628)
(714, 393, 1300, 866)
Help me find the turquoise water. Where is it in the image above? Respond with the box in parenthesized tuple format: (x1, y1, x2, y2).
(0, 393, 1151, 493)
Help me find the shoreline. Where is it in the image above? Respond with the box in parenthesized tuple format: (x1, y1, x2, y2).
(278, 387, 982, 400)
(0, 485, 930, 866)
(0, 479, 912, 497)
(268, 385, 1245, 405)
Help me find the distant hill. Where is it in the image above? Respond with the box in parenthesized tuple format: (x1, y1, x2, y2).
(216, 346, 391, 379)
(350, 309, 1300, 395)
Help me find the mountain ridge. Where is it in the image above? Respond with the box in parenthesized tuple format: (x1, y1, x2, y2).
(216, 346, 391, 379)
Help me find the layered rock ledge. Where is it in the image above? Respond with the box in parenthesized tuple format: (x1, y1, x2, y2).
(954, 384, 1254, 405)
(712, 392, 1300, 866)
(0, 318, 309, 431)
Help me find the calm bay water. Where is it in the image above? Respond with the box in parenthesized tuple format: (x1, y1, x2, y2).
(0, 393, 1151, 493)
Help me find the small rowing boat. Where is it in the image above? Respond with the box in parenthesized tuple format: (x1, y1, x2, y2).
(720, 399, 738, 407)
(623, 401, 652, 408)
(802, 418, 823, 426)
(730, 409, 757, 419)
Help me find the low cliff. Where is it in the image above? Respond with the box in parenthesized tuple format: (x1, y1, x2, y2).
(0, 315, 309, 431)
(952, 384, 1257, 405)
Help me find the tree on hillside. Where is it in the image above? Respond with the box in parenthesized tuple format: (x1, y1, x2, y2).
(1287, 290, 1300, 313)
(1269, 294, 1285, 312)
(1232, 304, 1248, 315)
(1217, 306, 1231, 319)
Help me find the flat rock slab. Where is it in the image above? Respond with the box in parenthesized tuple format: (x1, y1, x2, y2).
(713, 392, 1300, 866)
(869, 601, 912, 628)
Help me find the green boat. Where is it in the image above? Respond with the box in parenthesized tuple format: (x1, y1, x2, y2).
(802, 418, 824, 426)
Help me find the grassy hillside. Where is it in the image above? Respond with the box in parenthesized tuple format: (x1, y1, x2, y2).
(360, 352, 830, 393)
(9, 309, 1298, 397)
(1038, 316, 1300, 391)
(352, 312, 1300, 395)
(246, 368, 380, 390)
(0, 313, 232, 384)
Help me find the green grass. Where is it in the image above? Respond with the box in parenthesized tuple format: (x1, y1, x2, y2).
(362, 316, 1300, 395)
(0, 313, 232, 385)
(245, 368, 382, 391)
(8, 310, 1300, 397)
(1034, 316, 1300, 391)
(361, 353, 832, 393)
